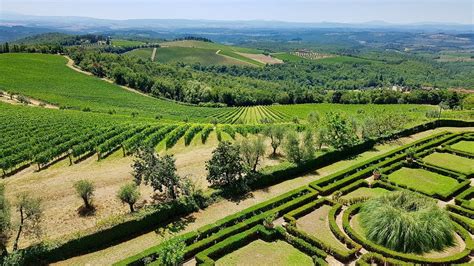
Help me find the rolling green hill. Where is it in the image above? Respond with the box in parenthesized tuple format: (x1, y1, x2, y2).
(126, 47, 252, 66)
(0, 53, 223, 122)
(159, 40, 266, 66)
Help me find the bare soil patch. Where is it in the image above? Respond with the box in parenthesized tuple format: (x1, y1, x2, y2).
(236, 52, 283, 64)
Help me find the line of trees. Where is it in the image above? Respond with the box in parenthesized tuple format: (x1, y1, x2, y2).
(66, 48, 466, 107)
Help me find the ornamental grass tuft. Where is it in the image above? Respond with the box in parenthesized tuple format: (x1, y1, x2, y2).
(359, 191, 455, 254)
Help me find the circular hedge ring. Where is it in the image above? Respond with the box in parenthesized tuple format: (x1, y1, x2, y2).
(359, 191, 455, 254)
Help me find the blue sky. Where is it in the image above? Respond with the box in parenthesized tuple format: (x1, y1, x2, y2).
(2, 0, 473, 24)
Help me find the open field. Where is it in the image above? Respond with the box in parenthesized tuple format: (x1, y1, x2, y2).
(160, 40, 268, 66)
(127, 47, 251, 65)
(111, 39, 146, 47)
(387, 167, 461, 195)
(423, 152, 474, 174)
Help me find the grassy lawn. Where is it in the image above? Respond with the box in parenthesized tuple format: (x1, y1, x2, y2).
(215, 239, 313, 266)
(423, 152, 474, 174)
(340, 187, 389, 201)
(387, 167, 460, 195)
(296, 205, 349, 252)
(451, 140, 474, 154)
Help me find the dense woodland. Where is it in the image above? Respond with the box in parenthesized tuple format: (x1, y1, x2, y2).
(68, 48, 466, 107)
(0, 34, 471, 107)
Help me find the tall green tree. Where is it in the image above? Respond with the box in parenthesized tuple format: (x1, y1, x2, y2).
(324, 112, 359, 150)
(284, 131, 304, 164)
(264, 125, 285, 156)
(12, 193, 42, 251)
(132, 147, 185, 201)
(239, 136, 266, 172)
(206, 141, 244, 188)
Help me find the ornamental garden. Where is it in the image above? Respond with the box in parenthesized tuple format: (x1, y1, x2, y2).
(112, 129, 474, 265)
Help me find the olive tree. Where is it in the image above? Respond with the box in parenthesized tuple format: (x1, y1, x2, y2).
(239, 136, 266, 172)
(74, 179, 95, 209)
(12, 192, 42, 251)
(117, 183, 140, 212)
(264, 125, 285, 156)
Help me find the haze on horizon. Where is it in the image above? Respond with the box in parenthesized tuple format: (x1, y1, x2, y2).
(1, 0, 473, 25)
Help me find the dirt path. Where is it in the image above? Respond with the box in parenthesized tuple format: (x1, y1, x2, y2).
(151, 47, 157, 61)
(64, 55, 154, 99)
(54, 127, 473, 265)
(0, 91, 58, 109)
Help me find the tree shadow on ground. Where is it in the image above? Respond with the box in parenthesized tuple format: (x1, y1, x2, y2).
(77, 205, 96, 217)
(155, 215, 197, 236)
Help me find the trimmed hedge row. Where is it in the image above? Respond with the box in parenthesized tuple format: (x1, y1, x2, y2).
(195, 225, 274, 265)
(116, 187, 318, 265)
(454, 187, 474, 211)
(283, 200, 360, 261)
(355, 252, 415, 266)
(446, 204, 474, 219)
(195, 225, 327, 265)
(449, 212, 474, 234)
(36, 196, 201, 263)
(342, 203, 474, 264)
(379, 162, 471, 200)
(309, 131, 457, 195)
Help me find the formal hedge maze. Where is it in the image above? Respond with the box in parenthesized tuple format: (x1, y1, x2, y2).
(117, 131, 474, 265)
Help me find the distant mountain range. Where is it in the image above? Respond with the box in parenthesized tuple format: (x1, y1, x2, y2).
(1, 12, 473, 33)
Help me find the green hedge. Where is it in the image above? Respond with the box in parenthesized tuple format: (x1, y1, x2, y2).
(379, 162, 471, 201)
(446, 204, 474, 219)
(342, 203, 473, 264)
(454, 187, 474, 211)
(283, 198, 360, 262)
(449, 212, 474, 234)
(116, 188, 318, 265)
(309, 131, 455, 195)
(37, 196, 201, 263)
(355, 252, 415, 266)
